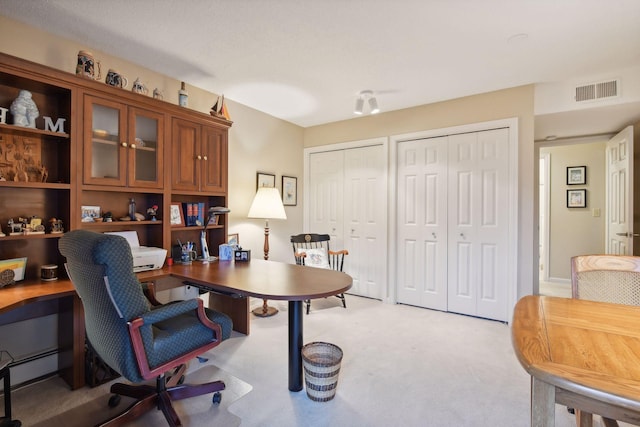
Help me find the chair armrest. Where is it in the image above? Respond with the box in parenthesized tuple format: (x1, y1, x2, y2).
(128, 298, 222, 380)
(140, 281, 162, 306)
(138, 299, 199, 325)
(329, 249, 349, 256)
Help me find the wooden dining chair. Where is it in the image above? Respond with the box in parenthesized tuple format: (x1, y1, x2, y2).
(570, 254, 640, 427)
(291, 233, 348, 314)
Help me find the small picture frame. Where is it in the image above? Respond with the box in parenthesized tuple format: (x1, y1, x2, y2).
(257, 172, 275, 189)
(282, 175, 297, 206)
(228, 233, 239, 246)
(170, 203, 185, 226)
(567, 166, 586, 185)
(81, 205, 101, 222)
(567, 189, 587, 208)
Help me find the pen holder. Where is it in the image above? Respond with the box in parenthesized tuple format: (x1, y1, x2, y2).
(181, 249, 197, 264)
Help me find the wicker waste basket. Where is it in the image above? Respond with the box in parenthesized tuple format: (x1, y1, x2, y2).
(301, 342, 343, 402)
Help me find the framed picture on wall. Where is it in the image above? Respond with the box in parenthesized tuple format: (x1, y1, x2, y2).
(567, 189, 587, 208)
(282, 175, 297, 206)
(256, 172, 275, 189)
(567, 166, 586, 185)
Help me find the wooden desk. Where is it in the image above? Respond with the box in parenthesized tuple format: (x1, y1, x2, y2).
(0, 279, 85, 389)
(512, 295, 640, 426)
(141, 260, 353, 391)
(0, 260, 351, 392)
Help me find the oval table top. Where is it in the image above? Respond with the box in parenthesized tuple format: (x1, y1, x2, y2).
(512, 295, 640, 413)
(138, 259, 353, 301)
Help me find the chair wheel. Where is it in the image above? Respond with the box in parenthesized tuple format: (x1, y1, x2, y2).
(108, 394, 121, 407)
(212, 392, 222, 404)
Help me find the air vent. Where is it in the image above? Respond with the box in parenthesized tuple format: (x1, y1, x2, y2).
(575, 79, 619, 102)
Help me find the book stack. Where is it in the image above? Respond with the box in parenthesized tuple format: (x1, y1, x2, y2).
(182, 202, 205, 226)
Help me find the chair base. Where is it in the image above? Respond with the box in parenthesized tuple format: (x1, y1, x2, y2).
(97, 365, 225, 427)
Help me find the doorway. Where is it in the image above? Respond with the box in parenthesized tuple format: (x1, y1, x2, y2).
(538, 138, 610, 296)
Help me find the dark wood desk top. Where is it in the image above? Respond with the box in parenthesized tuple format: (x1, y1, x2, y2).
(512, 295, 640, 413)
(0, 279, 76, 314)
(138, 259, 353, 301)
(1, 259, 352, 314)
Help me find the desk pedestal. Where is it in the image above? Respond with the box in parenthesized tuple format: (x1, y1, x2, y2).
(288, 301, 303, 392)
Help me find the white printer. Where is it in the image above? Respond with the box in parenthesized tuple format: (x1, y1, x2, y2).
(105, 231, 167, 272)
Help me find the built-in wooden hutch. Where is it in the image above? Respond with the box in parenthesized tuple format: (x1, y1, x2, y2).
(0, 51, 231, 281)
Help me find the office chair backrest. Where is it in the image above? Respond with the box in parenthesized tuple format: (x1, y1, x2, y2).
(59, 229, 151, 382)
(571, 254, 640, 305)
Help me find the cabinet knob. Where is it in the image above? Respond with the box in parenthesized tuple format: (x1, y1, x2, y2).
(121, 142, 128, 147)
(203, 156, 208, 161)
(197, 155, 202, 160)
(130, 143, 136, 149)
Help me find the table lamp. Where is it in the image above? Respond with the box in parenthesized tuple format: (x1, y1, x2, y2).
(248, 186, 287, 316)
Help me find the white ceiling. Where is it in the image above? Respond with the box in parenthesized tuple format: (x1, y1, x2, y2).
(2, 0, 640, 136)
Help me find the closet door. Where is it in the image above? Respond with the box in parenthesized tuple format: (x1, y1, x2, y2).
(396, 137, 448, 310)
(343, 145, 387, 299)
(447, 129, 510, 321)
(308, 150, 344, 244)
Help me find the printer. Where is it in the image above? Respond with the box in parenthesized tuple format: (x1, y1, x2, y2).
(105, 231, 167, 273)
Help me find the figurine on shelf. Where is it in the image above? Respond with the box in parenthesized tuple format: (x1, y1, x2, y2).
(49, 217, 64, 234)
(10, 90, 39, 128)
(147, 205, 159, 221)
(102, 212, 113, 222)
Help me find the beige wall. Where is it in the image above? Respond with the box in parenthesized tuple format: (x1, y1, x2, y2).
(0, 15, 304, 263)
(1, 15, 538, 297)
(305, 86, 537, 298)
(540, 141, 606, 280)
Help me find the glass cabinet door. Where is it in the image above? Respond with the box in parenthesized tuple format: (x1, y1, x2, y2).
(83, 97, 163, 189)
(84, 95, 126, 186)
(128, 107, 163, 189)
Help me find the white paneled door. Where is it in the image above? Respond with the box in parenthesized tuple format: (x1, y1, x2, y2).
(397, 136, 448, 310)
(396, 128, 510, 321)
(606, 126, 634, 255)
(308, 144, 387, 300)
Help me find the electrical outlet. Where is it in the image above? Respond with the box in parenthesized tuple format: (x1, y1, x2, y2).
(593, 208, 601, 217)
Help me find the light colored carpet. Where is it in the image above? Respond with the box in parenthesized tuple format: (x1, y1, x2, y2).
(9, 295, 594, 426)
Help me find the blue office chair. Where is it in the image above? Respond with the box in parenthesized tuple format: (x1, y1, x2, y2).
(59, 230, 232, 427)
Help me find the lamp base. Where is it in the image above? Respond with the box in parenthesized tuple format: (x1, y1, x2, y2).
(252, 299, 278, 317)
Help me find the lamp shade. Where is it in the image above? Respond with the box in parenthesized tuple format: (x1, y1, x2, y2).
(248, 187, 287, 220)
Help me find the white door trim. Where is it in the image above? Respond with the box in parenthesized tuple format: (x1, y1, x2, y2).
(540, 152, 550, 282)
(389, 118, 519, 321)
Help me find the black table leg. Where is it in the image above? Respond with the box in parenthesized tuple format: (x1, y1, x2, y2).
(288, 300, 303, 392)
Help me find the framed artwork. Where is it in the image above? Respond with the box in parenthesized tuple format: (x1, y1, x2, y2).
(228, 233, 239, 246)
(282, 175, 297, 206)
(81, 205, 101, 222)
(169, 203, 185, 226)
(257, 172, 275, 189)
(567, 166, 586, 185)
(567, 189, 587, 208)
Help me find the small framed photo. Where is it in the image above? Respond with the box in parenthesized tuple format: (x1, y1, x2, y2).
(81, 205, 101, 222)
(282, 175, 297, 206)
(228, 233, 239, 246)
(567, 166, 586, 185)
(257, 172, 275, 189)
(170, 203, 185, 226)
(567, 189, 587, 208)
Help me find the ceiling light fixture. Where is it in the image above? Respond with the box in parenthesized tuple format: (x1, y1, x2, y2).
(354, 90, 380, 115)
